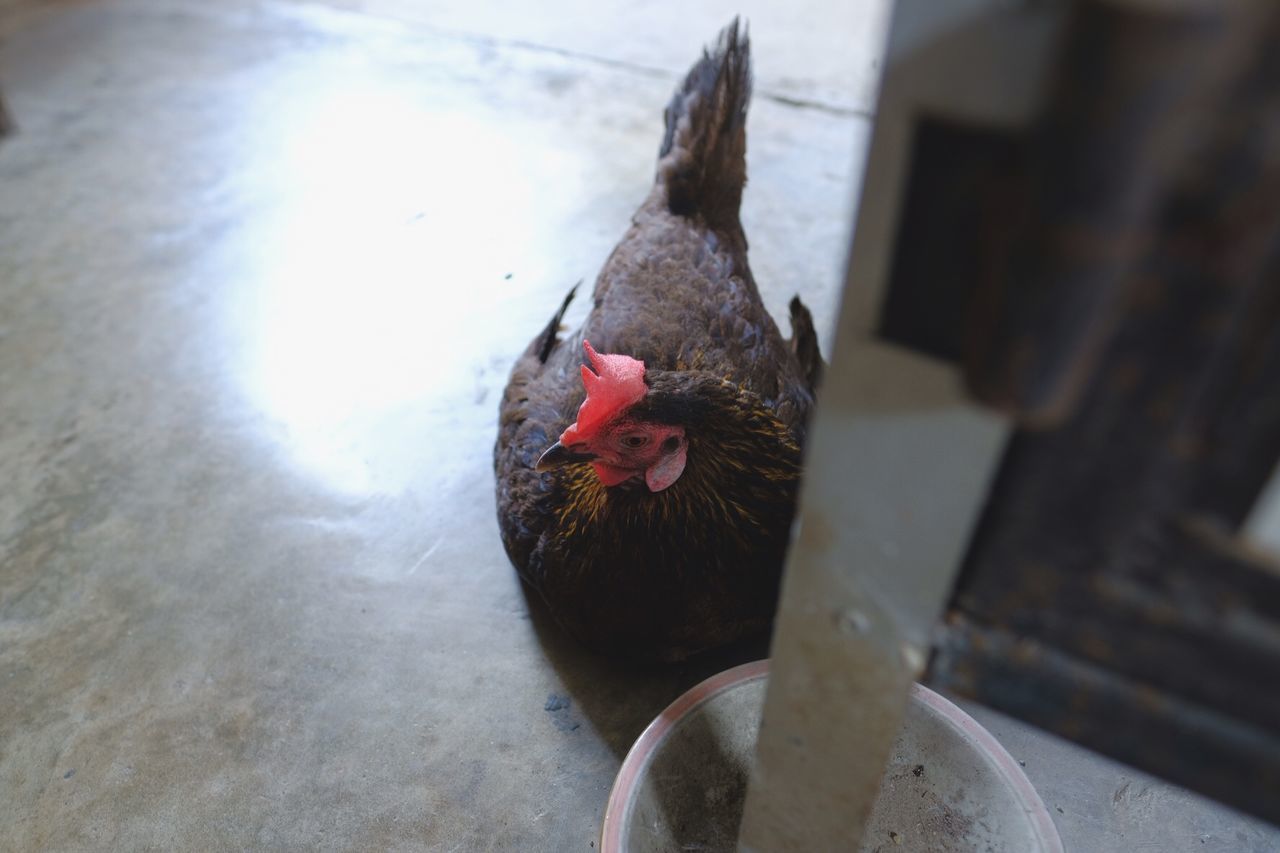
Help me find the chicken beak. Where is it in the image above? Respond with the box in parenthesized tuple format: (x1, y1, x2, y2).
(535, 441, 596, 471)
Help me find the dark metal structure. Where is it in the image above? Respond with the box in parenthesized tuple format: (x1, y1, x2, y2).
(879, 0, 1280, 826)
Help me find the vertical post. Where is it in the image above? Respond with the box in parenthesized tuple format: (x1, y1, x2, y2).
(737, 0, 1061, 848)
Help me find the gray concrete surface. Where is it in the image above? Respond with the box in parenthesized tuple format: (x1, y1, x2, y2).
(957, 698, 1280, 853)
(1, 0, 1278, 850)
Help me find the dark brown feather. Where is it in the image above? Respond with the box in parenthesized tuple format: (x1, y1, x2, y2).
(494, 21, 822, 661)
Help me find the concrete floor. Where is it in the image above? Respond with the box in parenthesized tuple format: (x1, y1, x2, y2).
(1, 0, 1278, 850)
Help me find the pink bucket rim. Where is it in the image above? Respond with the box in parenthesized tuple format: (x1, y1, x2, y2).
(600, 658, 1063, 853)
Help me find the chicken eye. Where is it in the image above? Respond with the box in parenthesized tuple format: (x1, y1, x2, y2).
(621, 434, 648, 448)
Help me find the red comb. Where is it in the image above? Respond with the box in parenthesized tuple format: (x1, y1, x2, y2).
(560, 341, 646, 444)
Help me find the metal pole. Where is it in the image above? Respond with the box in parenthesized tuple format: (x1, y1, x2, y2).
(737, 0, 1063, 847)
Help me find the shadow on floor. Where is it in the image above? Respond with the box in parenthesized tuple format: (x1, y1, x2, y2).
(518, 579, 769, 760)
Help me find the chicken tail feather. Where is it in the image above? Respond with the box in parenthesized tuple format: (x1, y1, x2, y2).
(534, 281, 580, 364)
(656, 18, 751, 229)
(789, 295, 824, 393)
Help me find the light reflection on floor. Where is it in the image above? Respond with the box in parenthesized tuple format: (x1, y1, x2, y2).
(227, 75, 577, 494)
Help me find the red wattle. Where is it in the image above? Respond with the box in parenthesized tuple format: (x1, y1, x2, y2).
(591, 462, 638, 487)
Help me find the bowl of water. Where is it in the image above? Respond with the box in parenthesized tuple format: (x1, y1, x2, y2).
(602, 660, 1063, 853)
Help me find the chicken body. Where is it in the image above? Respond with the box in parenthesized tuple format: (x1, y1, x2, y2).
(494, 22, 822, 662)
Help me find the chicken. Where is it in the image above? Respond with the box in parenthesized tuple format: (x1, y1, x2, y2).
(494, 21, 822, 662)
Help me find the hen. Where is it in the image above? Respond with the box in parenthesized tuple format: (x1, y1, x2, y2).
(494, 21, 822, 662)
